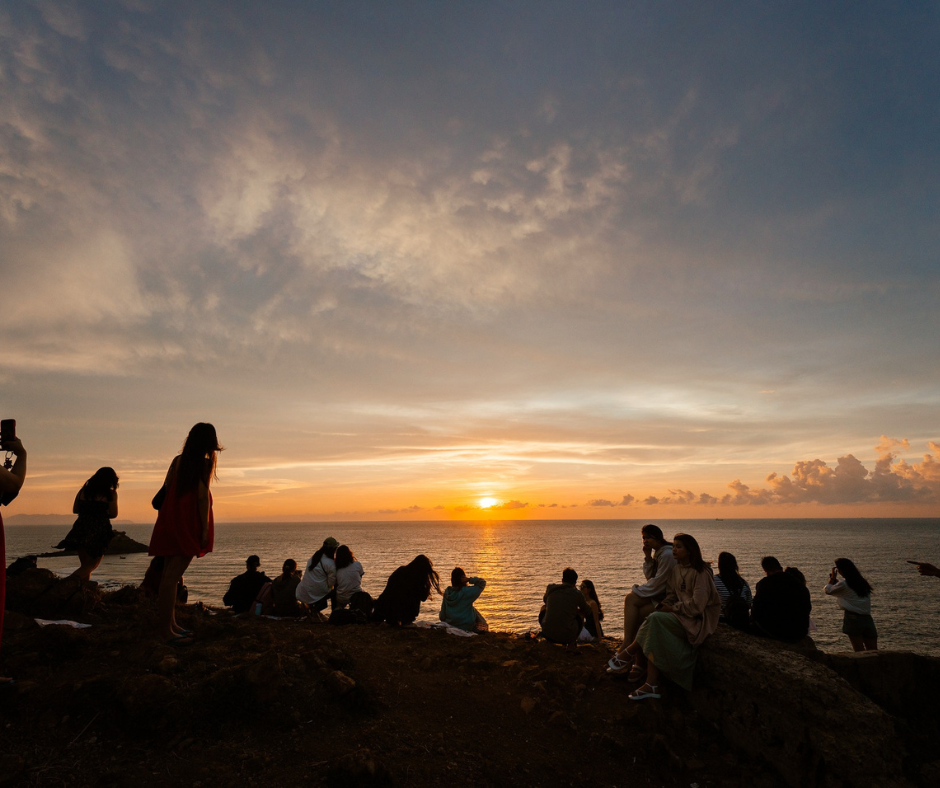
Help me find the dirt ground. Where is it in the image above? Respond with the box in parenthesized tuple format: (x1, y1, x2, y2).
(0, 584, 769, 788)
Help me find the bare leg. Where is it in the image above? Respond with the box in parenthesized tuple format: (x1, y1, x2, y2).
(618, 593, 655, 657)
(848, 635, 865, 652)
(862, 636, 878, 651)
(156, 555, 192, 640)
(69, 550, 103, 581)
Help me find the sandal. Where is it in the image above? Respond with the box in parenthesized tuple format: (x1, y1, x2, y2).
(629, 683, 661, 700)
(606, 654, 632, 673)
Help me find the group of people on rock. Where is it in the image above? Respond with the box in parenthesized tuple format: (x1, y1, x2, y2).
(222, 538, 490, 633)
(2, 421, 939, 694)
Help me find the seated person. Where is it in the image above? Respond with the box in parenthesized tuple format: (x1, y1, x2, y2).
(222, 555, 271, 614)
(334, 545, 365, 608)
(578, 579, 604, 641)
(713, 551, 752, 629)
(271, 558, 302, 617)
(750, 556, 811, 642)
(372, 555, 441, 626)
(440, 567, 488, 632)
(539, 567, 592, 646)
(296, 537, 338, 616)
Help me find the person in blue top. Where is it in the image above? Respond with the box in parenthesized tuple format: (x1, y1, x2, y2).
(440, 567, 488, 632)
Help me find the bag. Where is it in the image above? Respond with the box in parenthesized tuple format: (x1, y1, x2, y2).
(151, 484, 167, 511)
(726, 584, 751, 630)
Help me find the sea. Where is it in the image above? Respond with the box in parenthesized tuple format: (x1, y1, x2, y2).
(5, 518, 940, 655)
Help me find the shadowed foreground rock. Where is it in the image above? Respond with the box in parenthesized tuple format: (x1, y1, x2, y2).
(1, 571, 937, 787)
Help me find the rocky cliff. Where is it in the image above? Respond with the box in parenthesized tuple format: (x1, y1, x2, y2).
(1, 571, 937, 787)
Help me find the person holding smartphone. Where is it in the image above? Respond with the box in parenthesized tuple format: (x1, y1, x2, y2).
(0, 422, 28, 686)
(825, 558, 877, 651)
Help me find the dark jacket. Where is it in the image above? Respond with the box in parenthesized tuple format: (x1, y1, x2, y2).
(373, 565, 432, 626)
(540, 582, 592, 644)
(751, 572, 811, 642)
(223, 569, 272, 614)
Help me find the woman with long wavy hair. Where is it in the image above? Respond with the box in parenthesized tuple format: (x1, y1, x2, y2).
(56, 467, 119, 581)
(148, 423, 222, 645)
(825, 558, 877, 651)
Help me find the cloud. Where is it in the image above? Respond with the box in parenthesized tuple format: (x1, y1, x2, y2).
(376, 505, 424, 514)
(644, 496, 660, 505)
(495, 499, 528, 510)
(619, 494, 635, 506)
(717, 439, 940, 506)
(588, 498, 616, 507)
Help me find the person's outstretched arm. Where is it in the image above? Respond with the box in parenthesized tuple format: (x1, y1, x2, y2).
(0, 438, 27, 495)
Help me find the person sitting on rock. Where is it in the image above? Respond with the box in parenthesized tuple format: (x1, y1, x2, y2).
(440, 567, 488, 632)
(578, 579, 604, 641)
(296, 537, 339, 618)
(610, 532, 721, 701)
(607, 524, 675, 670)
(222, 555, 271, 614)
(539, 567, 593, 647)
(270, 558, 301, 617)
(750, 556, 811, 642)
(372, 554, 441, 626)
(334, 545, 365, 609)
(714, 551, 752, 629)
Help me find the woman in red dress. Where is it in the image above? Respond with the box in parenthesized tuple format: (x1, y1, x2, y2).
(0, 435, 27, 685)
(149, 423, 222, 644)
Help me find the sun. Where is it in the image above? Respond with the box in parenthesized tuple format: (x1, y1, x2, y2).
(478, 497, 500, 509)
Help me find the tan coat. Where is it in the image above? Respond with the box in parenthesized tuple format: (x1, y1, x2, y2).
(663, 563, 721, 646)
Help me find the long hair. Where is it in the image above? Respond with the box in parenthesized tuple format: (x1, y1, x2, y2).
(835, 557, 872, 597)
(308, 541, 337, 572)
(581, 579, 604, 621)
(451, 567, 468, 589)
(176, 423, 223, 496)
(406, 554, 442, 596)
(335, 545, 356, 570)
(282, 558, 297, 576)
(83, 467, 118, 499)
(673, 533, 706, 572)
(717, 551, 744, 594)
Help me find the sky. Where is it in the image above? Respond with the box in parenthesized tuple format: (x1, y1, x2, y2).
(1, 1, 939, 522)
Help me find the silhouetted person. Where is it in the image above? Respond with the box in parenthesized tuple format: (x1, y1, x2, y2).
(56, 467, 119, 581)
(373, 555, 442, 626)
(271, 558, 301, 617)
(1, 433, 28, 687)
(540, 567, 592, 646)
(223, 555, 271, 614)
(440, 567, 488, 632)
(751, 556, 811, 642)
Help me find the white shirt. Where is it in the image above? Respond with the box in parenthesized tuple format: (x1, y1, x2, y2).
(824, 579, 872, 615)
(632, 544, 676, 599)
(335, 561, 364, 607)
(296, 554, 336, 604)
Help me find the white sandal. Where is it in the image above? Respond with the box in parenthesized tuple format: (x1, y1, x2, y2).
(628, 683, 661, 700)
(606, 654, 632, 672)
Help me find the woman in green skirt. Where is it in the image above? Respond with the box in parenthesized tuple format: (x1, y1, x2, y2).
(614, 532, 721, 699)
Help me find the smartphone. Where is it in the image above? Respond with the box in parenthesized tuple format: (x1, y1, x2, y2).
(0, 419, 15, 443)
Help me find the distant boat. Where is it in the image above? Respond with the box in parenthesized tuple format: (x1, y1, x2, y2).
(715, 518, 724, 521)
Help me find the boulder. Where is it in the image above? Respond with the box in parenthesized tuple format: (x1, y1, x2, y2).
(693, 626, 907, 788)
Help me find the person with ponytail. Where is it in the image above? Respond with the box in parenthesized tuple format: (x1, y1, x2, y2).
(56, 467, 119, 581)
(148, 423, 222, 645)
(825, 558, 877, 651)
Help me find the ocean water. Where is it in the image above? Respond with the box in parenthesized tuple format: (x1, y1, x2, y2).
(5, 518, 940, 655)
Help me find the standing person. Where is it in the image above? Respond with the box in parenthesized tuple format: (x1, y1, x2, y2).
(334, 545, 365, 609)
(539, 567, 593, 646)
(607, 524, 675, 671)
(578, 579, 604, 641)
(222, 555, 271, 614)
(148, 422, 222, 645)
(296, 537, 339, 618)
(0, 432, 27, 687)
(55, 467, 119, 581)
(611, 533, 721, 700)
(372, 555, 442, 626)
(440, 568, 488, 632)
(271, 559, 302, 617)
(714, 551, 752, 629)
(825, 558, 877, 652)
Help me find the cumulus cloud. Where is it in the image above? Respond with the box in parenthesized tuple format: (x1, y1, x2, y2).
(619, 494, 635, 506)
(495, 500, 528, 510)
(718, 439, 940, 506)
(588, 498, 616, 507)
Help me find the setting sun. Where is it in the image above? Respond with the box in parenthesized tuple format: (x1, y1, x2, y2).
(478, 497, 500, 509)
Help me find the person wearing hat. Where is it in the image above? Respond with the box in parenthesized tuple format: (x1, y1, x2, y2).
(222, 555, 272, 614)
(296, 537, 339, 619)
